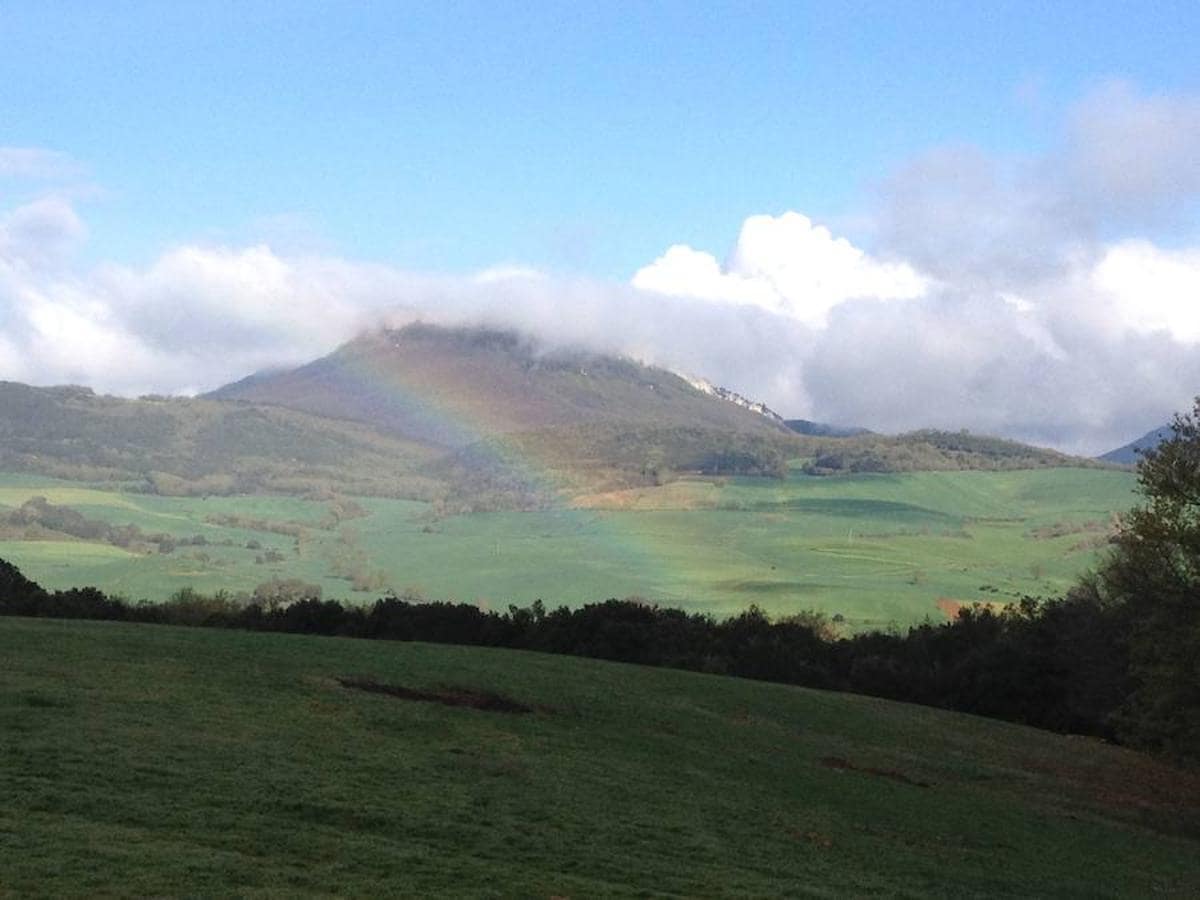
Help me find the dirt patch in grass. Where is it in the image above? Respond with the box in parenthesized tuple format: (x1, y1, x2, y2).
(570, 481, 716, 511)
(935, 597, 1005, 620)
(338, 677, 535, 714)
(820, 756, 931, 788)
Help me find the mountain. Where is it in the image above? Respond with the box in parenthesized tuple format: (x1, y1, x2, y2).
(0, 323, 1117, 509)
(209, 323, 801, 504)
(208, 323, 792, 447)
(1099, 424, 1172, 464)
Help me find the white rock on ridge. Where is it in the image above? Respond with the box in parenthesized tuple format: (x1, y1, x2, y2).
(677, 373, 785, 423)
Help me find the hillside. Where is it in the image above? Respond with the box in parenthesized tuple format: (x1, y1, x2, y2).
(3, 616, 1197, 896)
(0, 324, 1116, 507)
(0, 381, 439, 498)
(1100, 424, 1172, 464)
(803, 428, 1113, 475)
(209, 323, 802, 500)
(206, 322, 1114, 495)
(785, 418, 872, 437)
(209, 323, 792, 447)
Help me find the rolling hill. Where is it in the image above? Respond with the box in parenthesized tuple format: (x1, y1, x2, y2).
(0, 381, 439, 498)
(3, 616, 1197, 896)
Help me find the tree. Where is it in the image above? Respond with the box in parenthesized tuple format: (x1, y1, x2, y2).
(1097, 398, 1200, 757)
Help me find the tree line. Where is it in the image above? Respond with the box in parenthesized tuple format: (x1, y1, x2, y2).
(0, 559, 1151, 755)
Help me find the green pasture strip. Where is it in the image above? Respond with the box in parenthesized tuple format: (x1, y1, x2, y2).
(1, 618, 1196, 897)
(0, 469, 1138, 624)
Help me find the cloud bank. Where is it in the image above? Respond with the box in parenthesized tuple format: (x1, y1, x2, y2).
(2, 83, 1200, 456)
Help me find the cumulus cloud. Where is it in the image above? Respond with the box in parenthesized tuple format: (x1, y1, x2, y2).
(0, 199, 809, 402)
(626, 83, 1200, 454)
(633, 211, 927, 327)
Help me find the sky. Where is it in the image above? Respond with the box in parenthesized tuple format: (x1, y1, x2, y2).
(2, 1, 1200, 453)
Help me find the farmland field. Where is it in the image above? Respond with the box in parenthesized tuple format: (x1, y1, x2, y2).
(0, 468, 1137, 628)
(2, 616, 1196, 896)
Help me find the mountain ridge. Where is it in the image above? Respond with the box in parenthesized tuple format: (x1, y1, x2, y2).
(1099, 424, 1172, 464)
(207, 322, 794, 447)
(0, 324, 1119, 507)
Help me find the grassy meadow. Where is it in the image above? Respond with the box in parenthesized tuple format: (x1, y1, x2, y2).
(0, 467, 1137, 628)
(2, 616, 1197, 896)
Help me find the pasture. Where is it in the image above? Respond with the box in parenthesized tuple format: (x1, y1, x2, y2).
(2, 617, 1196, 896)
(0, 468, 1137, 627)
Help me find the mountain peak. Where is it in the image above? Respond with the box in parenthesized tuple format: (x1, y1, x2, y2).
(209, 321, 791, 448)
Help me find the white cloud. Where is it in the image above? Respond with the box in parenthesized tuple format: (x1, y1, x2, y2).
(1090, 240, 1200, 343)
(472, 264, 548, 284)
(3, 187, 1199, 455)
(633, 211, 927, 326)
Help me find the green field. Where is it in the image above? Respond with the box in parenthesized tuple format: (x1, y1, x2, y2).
(0, 468, 1137, 628)
(2, 617, 1196, 896)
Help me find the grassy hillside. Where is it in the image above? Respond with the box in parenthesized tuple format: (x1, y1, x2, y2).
(0, 381, 439, 498)
(0, 468, 1137, 627)
(3, 617, 1197, 896)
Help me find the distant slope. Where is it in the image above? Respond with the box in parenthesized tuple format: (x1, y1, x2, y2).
(1100, 425, 1172, 464)
(800, 428, 1110, 474)
(0, 381, 438, 497)
(209, 323, 792, 447)
(4, 617, 1198, 897)
(785, 418, 872, 438)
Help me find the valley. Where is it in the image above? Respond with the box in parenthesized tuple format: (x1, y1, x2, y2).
(0, 322, 1137, 628)
(0, 466, 1135, 628)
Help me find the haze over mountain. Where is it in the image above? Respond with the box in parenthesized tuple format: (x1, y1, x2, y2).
(1100, 424, 1174, 464)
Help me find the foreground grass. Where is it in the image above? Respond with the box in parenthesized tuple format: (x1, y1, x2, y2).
(2, 618, 1198, 897)
(0, 468, 1136, 627)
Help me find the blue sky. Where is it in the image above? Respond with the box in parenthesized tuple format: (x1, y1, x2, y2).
(2, 2, 1200, 451)
(4, 1, 1197, 275)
